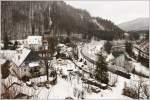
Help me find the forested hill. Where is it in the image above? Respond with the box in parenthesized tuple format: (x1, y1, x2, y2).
(1, 1, 124, 40)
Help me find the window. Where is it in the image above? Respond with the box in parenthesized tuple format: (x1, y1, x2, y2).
(18, 55, 20, 60)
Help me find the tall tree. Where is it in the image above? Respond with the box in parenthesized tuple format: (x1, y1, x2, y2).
(104, 41, 112, 54)
(138, 50, 142, 62)
(145, 31, 149, 40)
(125, 41, 133, 56)
(95, 53, 109, 84)
(3, 34, 10, 50)
(12, 41, 18, 50)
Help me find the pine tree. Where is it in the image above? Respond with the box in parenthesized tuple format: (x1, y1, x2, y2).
(104, 41, 112, 54)
(138, 51, 142, 62)
(3, 34, 10, 50)
(125, 41, 133, 56)
(95, 52, 109, 84)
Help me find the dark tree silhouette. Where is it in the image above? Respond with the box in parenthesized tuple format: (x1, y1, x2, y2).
(1, 1, 124, 40)
(12, 41, 18, 50)
(3, 34, 11, 50)
(95, 53, 109, 84)
(104, 41, 112, 54)
(1, 60, 10, 79)
(125, 41, 133, 56)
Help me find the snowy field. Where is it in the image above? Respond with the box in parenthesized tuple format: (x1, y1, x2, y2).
(82, 40, 105, 61)
(1, 40, 149, 99)
(4, 70, 149, 99)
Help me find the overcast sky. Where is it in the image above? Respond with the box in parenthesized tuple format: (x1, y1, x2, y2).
(65, 1, 149, 24)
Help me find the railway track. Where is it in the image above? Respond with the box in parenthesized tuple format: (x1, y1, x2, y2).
(80, 48, 131, 79)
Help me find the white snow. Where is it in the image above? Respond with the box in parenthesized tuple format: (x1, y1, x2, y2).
(131, 62, 149, 76)
(85, 72, 131, 99)
(0, 47, 31, 66)
(1, 39, 149, 99)
(14, 48, 31, 67)
(82, 40, 105, 60)
(92, 18, 105, 30)
(57, 43, 65, 47)
(30, 76, 54, 83)
(53, 60, 76, 76)
(36, 77, 74, 99)
(29, 62, 39, 67)
(106, 53, 115, 62)
(0, 59, 6, 64)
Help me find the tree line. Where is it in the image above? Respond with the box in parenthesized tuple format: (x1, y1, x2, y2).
(1, 1, 124, 41)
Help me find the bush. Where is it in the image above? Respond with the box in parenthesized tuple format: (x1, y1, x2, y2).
(1, 60, 10, 79)
(112, 51, 124, 58)
(122, 87, 138, 99)
(104, 41, 112, 54)
(21, 76, 30, 82)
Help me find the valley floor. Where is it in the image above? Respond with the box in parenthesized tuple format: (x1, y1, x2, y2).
(1, 40, 149, 99)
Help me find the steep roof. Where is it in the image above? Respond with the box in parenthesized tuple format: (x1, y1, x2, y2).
(0, 47, 31, 67)
(14, 48, 31, 66)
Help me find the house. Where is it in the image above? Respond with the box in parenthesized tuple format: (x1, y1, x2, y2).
(124, 33, 129, 39)
(14, 61, 46, 79)
(2, 47, 47, 79)
(70, 33, 83, 39)
(0, 47, 31, 67)
(56, 43, 73, 59)
(27, 36, 43, 51)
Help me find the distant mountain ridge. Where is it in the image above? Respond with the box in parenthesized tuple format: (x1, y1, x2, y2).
(118, 17, 149, 32)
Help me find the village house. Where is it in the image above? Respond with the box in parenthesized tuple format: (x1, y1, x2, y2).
(27, 36, 43, 51)
(0, 47, 47, 80)
(70, 33, 83, 39)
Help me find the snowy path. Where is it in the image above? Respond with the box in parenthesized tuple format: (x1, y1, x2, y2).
(36, 77, 74, 99)
(47, 77, 74, 99)
(85, 73, 132, 99)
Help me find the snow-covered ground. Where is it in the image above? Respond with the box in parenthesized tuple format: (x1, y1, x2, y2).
(106, 53, 115, 62)
(0, 58, 6, 64)
(3, 70, 149, 99)
(32, 76, 75, 99)
(78, 40, 149, 99)
(53, 59, 76, 75)
(85, 73, 132, 99)
(82, 40, 105, 61)
(1, 40, 149, 99)
(131, 62, 149, 77)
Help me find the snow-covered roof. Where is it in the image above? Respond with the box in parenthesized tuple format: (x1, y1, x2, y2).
(124, 33, 129, 36)
(14, 48, 31, 67)
(0, 48, 31, 67)
(57, 43, 65, 47)
(29, 62, 39, 67)
(0, 59, 6, 65)
(106, 53, 114, 62)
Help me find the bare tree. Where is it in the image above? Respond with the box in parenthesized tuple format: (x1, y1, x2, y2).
(142, 84, 150, 99)
(1, 76, 21, 99)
